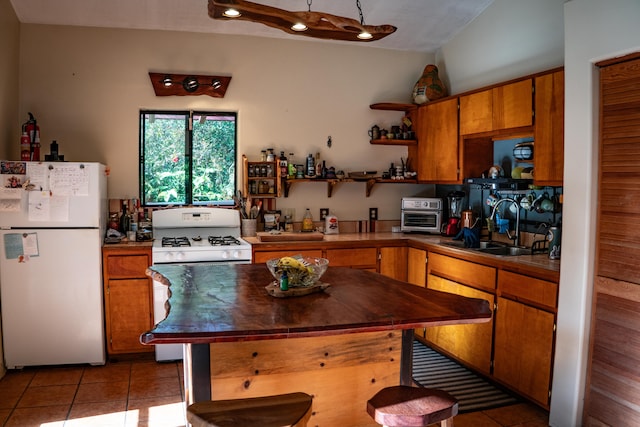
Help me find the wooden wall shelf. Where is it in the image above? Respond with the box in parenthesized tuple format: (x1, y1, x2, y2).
(283, 178, 417, 198)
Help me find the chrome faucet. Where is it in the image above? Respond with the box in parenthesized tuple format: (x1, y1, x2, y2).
(489, 198, 521, 246)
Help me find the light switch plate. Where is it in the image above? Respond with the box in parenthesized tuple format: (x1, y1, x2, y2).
(320, 208, 329, 220)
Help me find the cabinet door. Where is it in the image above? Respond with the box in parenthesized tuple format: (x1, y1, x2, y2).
(459, 80, 533, 135)
(494, 297, 555, 408)
(493, 79, 533, 130)
(407, 247, 427, 338)
(407, 247, 427, 287)
(379, 247, 407, 281)
(416, 99, 459, 182)
(426, 275, 494, 375)
(253, 250, 323, 264)
(106, 278, 153, 354)
(534, 70, 564, 186)
(459, 89, 493, 135)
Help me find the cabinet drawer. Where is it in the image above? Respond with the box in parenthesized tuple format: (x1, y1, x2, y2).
(253, 250, 323, 264)
(428, 252, 496, 292)
(325, 248, 377, 268)
(106, 254, 151, 279)
(498, 270, 558, 310)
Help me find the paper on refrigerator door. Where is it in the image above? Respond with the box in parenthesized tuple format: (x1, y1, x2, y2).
(3, 232, 39, 260)
(28, 191, 70, 222)
(0, 188, 21, 212)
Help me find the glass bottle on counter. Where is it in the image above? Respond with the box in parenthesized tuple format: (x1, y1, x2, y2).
(119, 201, 130, 234)
(302, 209, 314, 232)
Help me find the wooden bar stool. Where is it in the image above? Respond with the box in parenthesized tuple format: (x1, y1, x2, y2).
(187, 392, 313, 427)
(367, 386, 458, 427)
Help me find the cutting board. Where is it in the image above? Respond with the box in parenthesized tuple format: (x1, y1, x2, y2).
(257, 231, 324, 242)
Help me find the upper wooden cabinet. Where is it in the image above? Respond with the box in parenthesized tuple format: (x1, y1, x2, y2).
(459, 79, 533, 135)
(533, 70, 564, 186)
(415, 98, 460, 183)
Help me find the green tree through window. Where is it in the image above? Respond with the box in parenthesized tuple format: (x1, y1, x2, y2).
(139, 111, 237, 206)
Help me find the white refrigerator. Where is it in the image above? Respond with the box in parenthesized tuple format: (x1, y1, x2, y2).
(0, 161, 107, 368)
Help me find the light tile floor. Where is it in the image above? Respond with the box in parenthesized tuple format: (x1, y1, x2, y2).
(0, 354, 549, 426)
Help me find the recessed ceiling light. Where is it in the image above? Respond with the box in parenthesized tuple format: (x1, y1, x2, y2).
(223, 8, 241, 18)
(291, 23, 308, 31)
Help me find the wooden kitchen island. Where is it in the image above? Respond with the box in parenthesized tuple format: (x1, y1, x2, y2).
(141, 264, 491, 426)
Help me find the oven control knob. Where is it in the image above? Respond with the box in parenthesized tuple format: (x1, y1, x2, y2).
(221, 251, 230, 259)
(164, 252, 174, 262)
(175, 252, 185, 261)
(232, 250, 242, 259)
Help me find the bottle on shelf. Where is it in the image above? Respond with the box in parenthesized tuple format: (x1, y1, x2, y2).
(315, 152, 322, 176)
(302, 209, 314, 232)
(306, 154, 315, 177)
(287, 153, 296, 179)
(279, 151, 288, 177)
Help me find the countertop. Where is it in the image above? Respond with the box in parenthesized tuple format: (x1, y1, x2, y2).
(245, 232, 561, 280)
(141, 263, 492, 344)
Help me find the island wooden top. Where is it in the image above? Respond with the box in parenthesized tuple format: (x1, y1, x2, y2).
(141, 264, 492, 345)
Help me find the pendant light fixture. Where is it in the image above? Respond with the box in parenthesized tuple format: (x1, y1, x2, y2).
(148, 72, 232, 98)
(208, 0, 396, 43)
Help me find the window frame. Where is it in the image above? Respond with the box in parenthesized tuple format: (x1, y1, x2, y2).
(139, 109, 238, 207)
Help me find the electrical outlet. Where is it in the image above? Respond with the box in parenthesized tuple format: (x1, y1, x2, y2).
(320, 208, 329, 220)
(369, 208, 378, 221)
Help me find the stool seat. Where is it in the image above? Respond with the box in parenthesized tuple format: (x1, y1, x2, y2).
(187, 392, 313, 427)
(367, 386, 458, 427)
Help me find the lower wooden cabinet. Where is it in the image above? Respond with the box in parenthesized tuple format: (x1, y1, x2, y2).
(325, 247, 377, 271)
(253, 250, 323, 264)
(102, 246, 154, 355)
(493, 297, 555, 407)
(407, 247, 427, 338)
(493, 270, 557, 408)
(426, 275, 495, 375)
(379, 246, 408, 281)
(424, 251, 557, 409)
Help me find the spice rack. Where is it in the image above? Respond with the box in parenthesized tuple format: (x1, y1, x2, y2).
(242, 154, 282, 198)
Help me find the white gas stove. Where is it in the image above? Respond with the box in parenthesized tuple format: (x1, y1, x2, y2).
(151, 207, 252, 264)
(151, 207, 252, 361)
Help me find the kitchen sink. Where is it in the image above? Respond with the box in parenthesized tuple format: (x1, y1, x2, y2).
(441, 240, 530, 256)
(475, 246, 532, 256)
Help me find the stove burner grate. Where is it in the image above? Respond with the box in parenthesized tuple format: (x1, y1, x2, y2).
(208, 235, 241, 246)
(161, 237, 191, 247)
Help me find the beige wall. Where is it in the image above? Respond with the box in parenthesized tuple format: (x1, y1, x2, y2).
(18, 24, 435, 221)
(0, 0, 20, 160)
(0, 0, 19, 380)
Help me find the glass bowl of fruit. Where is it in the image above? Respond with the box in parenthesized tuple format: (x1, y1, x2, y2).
(266, 256, 329, 288)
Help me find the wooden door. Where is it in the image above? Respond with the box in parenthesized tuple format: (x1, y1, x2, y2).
(584, 52, 640, 426)
(494, 297, 555, 408)
(416, 98, 459, 182)
(534, 70, 565, 186)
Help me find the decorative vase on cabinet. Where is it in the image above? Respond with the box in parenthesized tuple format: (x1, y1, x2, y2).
(412, 64, 448, 104)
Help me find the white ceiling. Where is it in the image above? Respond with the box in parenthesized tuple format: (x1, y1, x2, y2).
(9, 0, 494, 52)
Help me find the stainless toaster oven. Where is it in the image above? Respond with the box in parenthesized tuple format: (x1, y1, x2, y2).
(400, 197, 443, 233)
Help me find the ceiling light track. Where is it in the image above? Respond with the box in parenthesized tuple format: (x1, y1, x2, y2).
(149, 72, 232, 98)
(208, 0, 396, 42)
